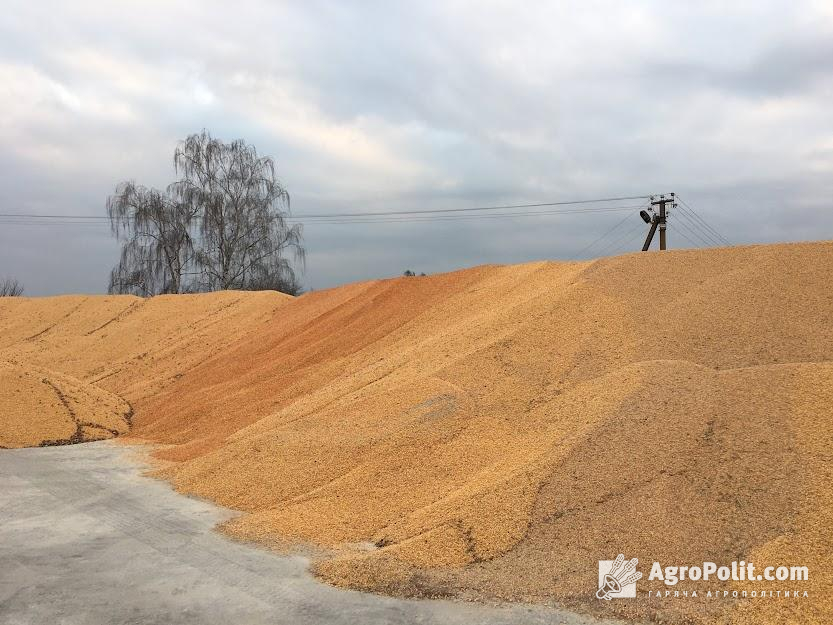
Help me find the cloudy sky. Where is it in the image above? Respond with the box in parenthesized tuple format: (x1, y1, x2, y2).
(1, 1, 832, 295)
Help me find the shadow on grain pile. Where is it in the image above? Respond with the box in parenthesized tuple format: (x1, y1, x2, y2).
(1, 241, 831, 625)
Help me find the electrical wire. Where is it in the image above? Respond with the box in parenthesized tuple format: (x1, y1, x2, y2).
(673, 205, 722, 246)
(0, 205, 644, 227)
(675, 196, 730, 245)
(0, 194, 654, 224)
(285, 205, 644, 225)
(570, 202, 651, 259)
(672, 226, 702, 249)
(0, 214, 108, 219)
(294, 195, 653, 219)
(594, 219, 646, 257)
(0, 197, 654, 228)
(677, 198, 728, 243)
(672, 209, 720, 246)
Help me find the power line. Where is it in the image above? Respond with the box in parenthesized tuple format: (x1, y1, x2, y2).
(674, 204, 722, 245)
(669, 211, 710, 248)
(286, 205, 644, 225)
(600, 224, 641, 257)
(0, 193, 681, 258)
(595, 219, 646, 257)
(570, 202, 651, 259)
(0, 213, 108, 219)
(0, 194, 656, 224)
(0, 197, 656, 229)
(0, 224, 108, 228)
(615, 223, 651, 256)
(672, 209, 721, 246)
(570, 212, 633, 259)
(675, 196, 730, 245)
(0, 205, 646, 227)
(675, 206, 724, 246)
(295, 195, 653, 219)
(677, 222, 710, 247)
(673, 227, 702, 249)
(676, 197, 723, 240)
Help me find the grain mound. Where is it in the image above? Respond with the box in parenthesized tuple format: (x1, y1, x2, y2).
(0, 291, 292, 446)
(1, 242, 831, 624)
(0, 361, 131, 447)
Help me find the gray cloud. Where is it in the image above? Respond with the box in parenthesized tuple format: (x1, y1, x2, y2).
(1, 0, 832, 295)
(647, 39, 833, 97)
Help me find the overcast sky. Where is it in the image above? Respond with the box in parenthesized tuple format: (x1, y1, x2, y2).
(1, 1, 831, 295)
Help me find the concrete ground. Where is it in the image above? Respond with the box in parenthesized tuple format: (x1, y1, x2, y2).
(0, 442, 621, 625)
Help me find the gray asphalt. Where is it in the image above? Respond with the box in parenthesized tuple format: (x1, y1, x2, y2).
(0, 441, 618, 625)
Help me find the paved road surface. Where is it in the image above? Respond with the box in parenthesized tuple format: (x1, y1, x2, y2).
(0, 441, 620, 625)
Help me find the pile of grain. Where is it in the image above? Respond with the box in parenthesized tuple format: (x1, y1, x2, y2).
(0, 360, 130, 447)
(0, 291, 291, 446)
(1, 241, 830, 624)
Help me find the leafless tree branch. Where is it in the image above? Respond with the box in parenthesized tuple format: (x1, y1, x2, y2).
(106, 130, 304, 296)
(0, 278, 24, 297)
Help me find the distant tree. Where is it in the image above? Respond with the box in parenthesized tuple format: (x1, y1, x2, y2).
(0, 277, 24, 296)
(403, 270, 416, 277)
(107, 183, 195, 296)
(106, 131, 304, 296)
(171, 131, 304, 292)
(243, 257, 304, 295)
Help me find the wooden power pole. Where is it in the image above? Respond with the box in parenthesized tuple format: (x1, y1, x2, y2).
(641, 193, 674, 251)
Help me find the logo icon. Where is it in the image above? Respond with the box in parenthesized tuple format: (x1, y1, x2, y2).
(597, 554, 642, 600)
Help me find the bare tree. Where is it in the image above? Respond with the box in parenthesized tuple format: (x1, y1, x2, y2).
(106, 183, 195, 296)
(244, 258, 304, 295)
(171, 131, 304, 292)
(106, 131, 304, 296)
(0, 277, 24, 296)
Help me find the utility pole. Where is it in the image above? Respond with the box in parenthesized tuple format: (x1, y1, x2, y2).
(656, 194, 668, 250)
(641, 193, 674, 251)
